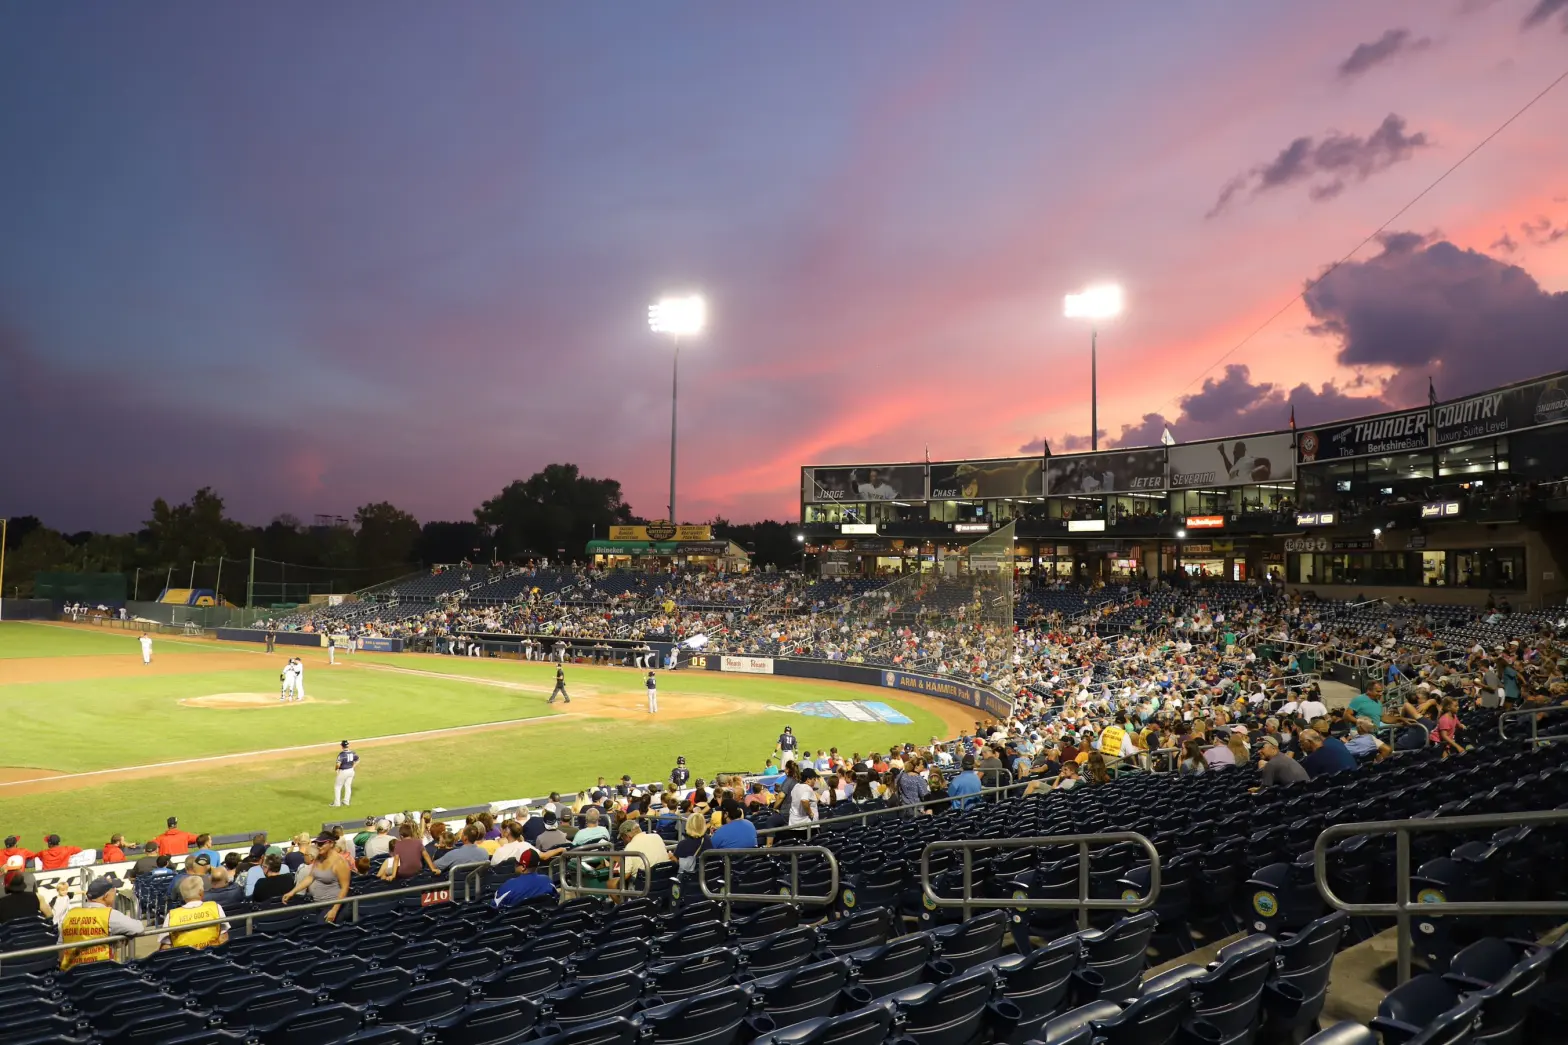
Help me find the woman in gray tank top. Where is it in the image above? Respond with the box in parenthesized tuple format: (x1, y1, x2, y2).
(282, 842, 352, 921)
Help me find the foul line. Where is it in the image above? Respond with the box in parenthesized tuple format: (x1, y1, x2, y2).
(0, 712, 574, 788)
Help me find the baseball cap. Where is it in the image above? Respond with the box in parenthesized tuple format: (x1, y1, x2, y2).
(364, 816, 377, 827)
(375, 819, 390, 831)
(166, 817, 178, 828)
(3, 836, 16, 848)
(541, 810, 559, 826)
(45, 834, 60, 847)
(193, 854, 212, 866)
(86, 876, 123, 900)
(1260, 735, 1280, 750)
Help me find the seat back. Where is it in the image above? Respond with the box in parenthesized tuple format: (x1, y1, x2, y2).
(648, 946, 740, 1000)
(543, 971, 647, 1027)
(749, 958, 852, 1026)
(749, 1002, 896, 1045)
(639, 985, 757, 1045)
(428, 996, 540, 1045)
(984, 935, 1083, 1035)
(890, 965, 1002, 1045)
(1192, 935, 1277, 1045)
(475, 957, 566, 1000)
(1095, 966, 1201, 1045)
(379, 978, 470, 1025)
(1076, 912, 1158, 1003)
(740, 925, 818, 977)
(849, 931, 935, 995)
(931, 911, 1008, 973)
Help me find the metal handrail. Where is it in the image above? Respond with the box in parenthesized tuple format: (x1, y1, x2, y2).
(548, 844, 651, 900)
(1313, 810, 1568, 984)
(919, 832, 1162, 927)
(0, 860, 491, 975)
(698, 846, 840, 919)
(1498, 705, 1568, 747)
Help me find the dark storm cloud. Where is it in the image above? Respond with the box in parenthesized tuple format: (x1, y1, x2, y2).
(1303, 232, 1568, 402)
(1523, 0, 1568, 31)
(1337, 29, 1432, 79)
(1108, 366, 1390, 448)
(1207, 115, 1431, 216)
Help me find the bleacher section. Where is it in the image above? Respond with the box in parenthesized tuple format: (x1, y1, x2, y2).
(4, 713, 1566, 1045)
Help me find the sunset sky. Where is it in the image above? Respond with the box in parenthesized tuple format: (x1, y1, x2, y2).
(3, 1, 1566, 531)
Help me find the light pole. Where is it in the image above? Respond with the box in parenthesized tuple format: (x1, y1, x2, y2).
(1063, 284, 1125, 452)
(648, 294, 708, 524)
(0, 517, 7, 621)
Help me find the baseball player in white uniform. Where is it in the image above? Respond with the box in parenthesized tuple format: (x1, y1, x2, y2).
(327, 636, 337, 665)
(138, 633, 153, 665)
(292, 657, 305, 702)
(332, 740, 359, 806)
(645, 670, 658, 714)
(279, 659, 297, 701)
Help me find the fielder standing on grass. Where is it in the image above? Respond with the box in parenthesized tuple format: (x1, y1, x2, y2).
(139, 632, 153, 665)
(332, 740, 358, 807)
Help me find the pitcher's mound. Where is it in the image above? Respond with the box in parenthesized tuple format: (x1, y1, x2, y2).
(180, 692, 344, 709)
(585, 692, 748, 722)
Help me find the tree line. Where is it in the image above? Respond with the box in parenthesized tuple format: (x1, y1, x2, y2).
(2, 463, 800, 601)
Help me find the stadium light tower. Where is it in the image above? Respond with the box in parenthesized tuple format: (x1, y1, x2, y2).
(648, 294, 708, 525)
(1063, 284, 1125, 452)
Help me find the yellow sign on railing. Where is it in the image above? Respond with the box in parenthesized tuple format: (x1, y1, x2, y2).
(606, 524, 713, 542)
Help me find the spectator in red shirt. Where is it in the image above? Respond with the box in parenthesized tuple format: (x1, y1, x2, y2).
(101, 835, 127, 863)
(2, 836, 37, 870)
(37, 835, 83, 871)
(154, 818, 198, 857)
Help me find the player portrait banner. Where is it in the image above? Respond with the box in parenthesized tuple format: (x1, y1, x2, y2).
(1044, 449, 1166, 495)
(806, 465, 926, 502)
(928, 458, 1043, 499)
(1297, 406, 1429, 462)
(719, 655, 775, 675)
(1166, 433, 1296, 488)
(1434, 373, 1568, 446)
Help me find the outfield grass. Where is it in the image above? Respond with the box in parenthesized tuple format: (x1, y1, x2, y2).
(0, 629, 951, 848)
(0, 621, 229, 659)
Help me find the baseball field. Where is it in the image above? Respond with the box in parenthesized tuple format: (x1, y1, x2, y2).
(0, 621, 978, 850)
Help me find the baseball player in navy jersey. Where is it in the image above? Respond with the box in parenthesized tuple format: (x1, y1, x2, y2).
(332, 740, 359, 806)
(778, 725, 798, 760)
(670, 756, 690, 787)
(645, 670, 658, 714)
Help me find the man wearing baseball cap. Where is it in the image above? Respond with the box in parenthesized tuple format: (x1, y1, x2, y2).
(155, 817, 198, 857)
(57, 876, 142, 970)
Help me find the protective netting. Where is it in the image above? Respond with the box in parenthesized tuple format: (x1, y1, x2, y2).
(739, 522, 1016, 689)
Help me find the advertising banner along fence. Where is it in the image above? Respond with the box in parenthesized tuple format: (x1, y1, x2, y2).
(806, 465, 926, 502)
(928, 458, 1043, 499)
(1166, 433, 1295, 488)
(1435, 374, 1568, 446)
(1298, 407, 1429, 462)
(1045, 449, 1166, 495)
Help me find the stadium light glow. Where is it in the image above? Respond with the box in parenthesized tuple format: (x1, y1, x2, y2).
(649, 293, 708, 526)
(648, 294, 708, 337)
(1176, 529, 1187, 540)
(795, 533, 806, 543)
(1063, 284, 1124, 453)
(1063, 284, 1124, 320)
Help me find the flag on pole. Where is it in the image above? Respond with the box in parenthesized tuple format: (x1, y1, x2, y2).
(1160, 426, 1175, 447)
(1428, 376, 1437, 407)
(1289, 404, 1296, 431)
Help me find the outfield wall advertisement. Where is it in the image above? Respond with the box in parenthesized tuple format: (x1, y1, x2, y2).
(1435, 374, 1568, 446)
(720, 655, 775, 674)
